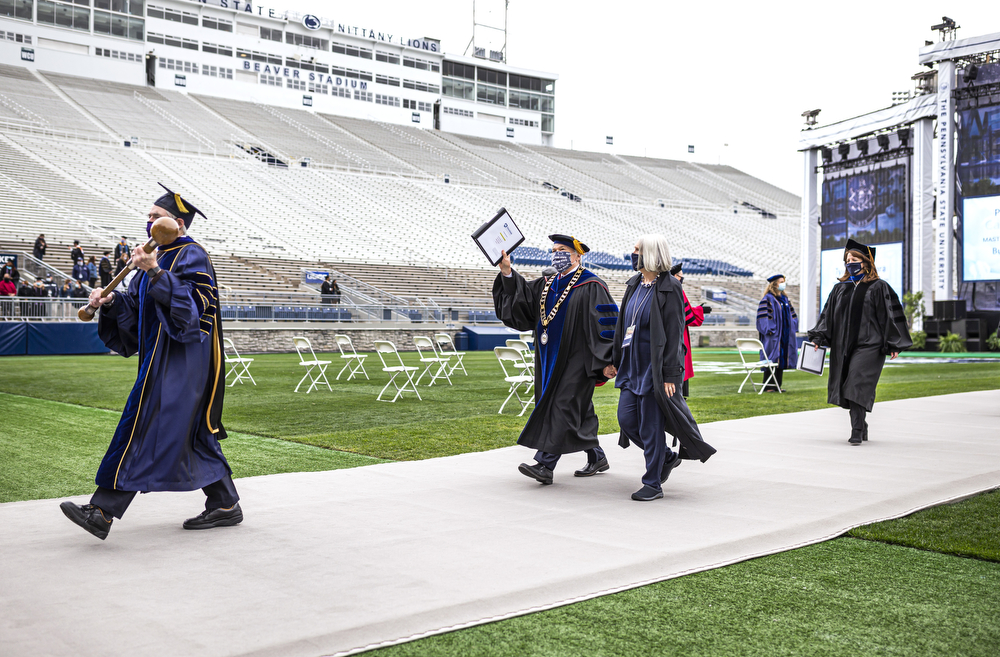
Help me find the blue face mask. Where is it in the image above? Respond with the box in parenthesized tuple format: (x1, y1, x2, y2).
(630, 253, 640, 271)
(777, 282, 786, 291)
(846, 262, 864, 276)
(551, 250, 573, 272)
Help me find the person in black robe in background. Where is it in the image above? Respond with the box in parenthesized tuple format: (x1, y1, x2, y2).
(609, 235, 716, 501)
(99, 251, 113, 287)
(493, 234, 619, 485)
(321, 275, 334, 304)
(60, 184, 241, 540)
(807, 239, 912, 445)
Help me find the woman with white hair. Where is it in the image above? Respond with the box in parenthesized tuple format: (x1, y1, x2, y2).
(607, 234, 717, 501)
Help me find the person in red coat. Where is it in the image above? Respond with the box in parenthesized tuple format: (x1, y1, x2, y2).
(670, 263, 711, 398)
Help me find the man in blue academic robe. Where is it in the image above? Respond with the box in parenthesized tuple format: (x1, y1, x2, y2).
(60, 184, 241, 540)
(493, 234, 619, 485)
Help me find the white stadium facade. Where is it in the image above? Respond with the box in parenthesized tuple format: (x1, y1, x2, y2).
(0, 0, 802, 344)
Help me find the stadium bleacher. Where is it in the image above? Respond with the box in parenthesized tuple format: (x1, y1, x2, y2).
(0, 64, 801, 314)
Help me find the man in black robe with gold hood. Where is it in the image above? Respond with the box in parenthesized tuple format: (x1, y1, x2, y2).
(808, 238, 912, 445)
(493, 234, 619, 485)
(60, 184, 241, 540)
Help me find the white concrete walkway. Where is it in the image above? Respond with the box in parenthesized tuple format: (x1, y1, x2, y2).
(1, 390, 998, 657)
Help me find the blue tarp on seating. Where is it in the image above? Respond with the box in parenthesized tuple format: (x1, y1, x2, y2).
(462, 325, 522, 351)
(26, 323, 108, 355)
(0, 323, 28, 355)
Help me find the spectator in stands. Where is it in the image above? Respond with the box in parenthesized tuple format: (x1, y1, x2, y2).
(70, 240, 84, 264)
(87, 256, 99, 287)
(99, 251, 113, 287)
(0, 273, 14, 317)
(320, 275, 334, 304)
(33, 280, 48, 317)
(33, 234, 47, 260)
(59, 279, 73, 298)
(607, 235, 717, 501)
(331, 278, 342, 305)
(115, 251, 129, 276)
(807, 239, 912, 446)
(71, 280, 88, 298)
(73, 259, 88, 286)
(494, 234, 617, 486)
(114, 236, 130, 263)
(17, 279, 35, 317)
(1, 258, 19, 287)
(43, 275, 57, 297)
(671, 263, 711, 398)
(756, 274, 798, 393)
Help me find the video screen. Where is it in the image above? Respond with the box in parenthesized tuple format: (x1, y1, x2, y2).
(957, 80, 1000, 198)
(820, 242, 904, 307)
(962, 195, 1000, 282)
(821, 164, 906, 250)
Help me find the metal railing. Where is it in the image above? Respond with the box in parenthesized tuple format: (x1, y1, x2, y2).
(0, 297, 503, 324)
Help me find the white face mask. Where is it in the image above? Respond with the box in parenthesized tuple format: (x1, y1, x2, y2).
(777, 283, 786, 291)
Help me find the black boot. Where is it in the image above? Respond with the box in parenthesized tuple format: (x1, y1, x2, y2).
(574, 457, 610, 477)
(60, 502, 113, 540)
(518, 462, 554, 485)
(183, 503, 243, 530)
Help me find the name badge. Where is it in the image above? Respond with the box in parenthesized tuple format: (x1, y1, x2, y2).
(622, 324, 635, 348)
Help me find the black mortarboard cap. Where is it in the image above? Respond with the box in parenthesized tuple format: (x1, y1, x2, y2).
(548, 234, 589, 254)
(670, 263, 683, 276)
(845, 238, 876, 262)
(153, 183, 206, 228)
(767, 273, 784, 282)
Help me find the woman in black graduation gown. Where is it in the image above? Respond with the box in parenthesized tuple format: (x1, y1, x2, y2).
(609, 234, 716, 501)
(807, 239, 912, 445)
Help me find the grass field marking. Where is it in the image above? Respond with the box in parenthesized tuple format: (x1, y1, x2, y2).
(0, 390, 381, 461)
(0, 390, 120, 415)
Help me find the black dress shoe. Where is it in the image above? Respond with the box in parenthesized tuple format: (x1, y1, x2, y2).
(631, 485, 664, 501)
(660, 452, 682, 484)
(183, 503, 243, 530)
(60, 502, 112, 540)
(574, 457, 610, 477)
(848, 435, 863, 445)
(518, 462, 553, 485)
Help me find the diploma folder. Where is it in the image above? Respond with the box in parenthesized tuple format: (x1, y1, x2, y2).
(797, 341, 827, 376)
(472, 207, 525, 266)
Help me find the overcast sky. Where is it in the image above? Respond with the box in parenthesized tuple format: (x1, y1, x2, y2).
(271, 0, 996, 196)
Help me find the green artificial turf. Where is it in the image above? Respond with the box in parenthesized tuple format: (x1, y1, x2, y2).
(849, 488, 1000, 562)
(369, 538, 1000, 657)
(0, 392, 385, 503)
(1, 351, 998, 462)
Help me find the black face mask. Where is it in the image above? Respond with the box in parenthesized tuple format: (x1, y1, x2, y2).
(630, 253, 640, 271)
(846, 262, 864, 276)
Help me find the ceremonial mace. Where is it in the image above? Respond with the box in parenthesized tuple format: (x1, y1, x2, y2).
(77, 217, 179, 322)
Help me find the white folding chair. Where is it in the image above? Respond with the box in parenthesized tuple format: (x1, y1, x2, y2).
(373, 340, 422, 402)
(413, 335, 452, 386)
(505, 339, 534, 377)
(293, 336, 332, 393)
(334, 334, 369, 381)
(495, 346, 535, 416)
(735, 338, 780, 395)
(518, 331, 534, 344)
(223, 337, 256, 387)
(434, 333, 467, 376)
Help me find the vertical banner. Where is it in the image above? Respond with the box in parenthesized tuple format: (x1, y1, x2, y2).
(800, 148, 820, 329)
(934, 60, 955, 301)
(911, 118, 935, 330)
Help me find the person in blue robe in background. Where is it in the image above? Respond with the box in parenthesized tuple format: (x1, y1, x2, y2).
(756, 273, 799, 392)
(60, 184, 242, 540)
(493, 234, 619, 485)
